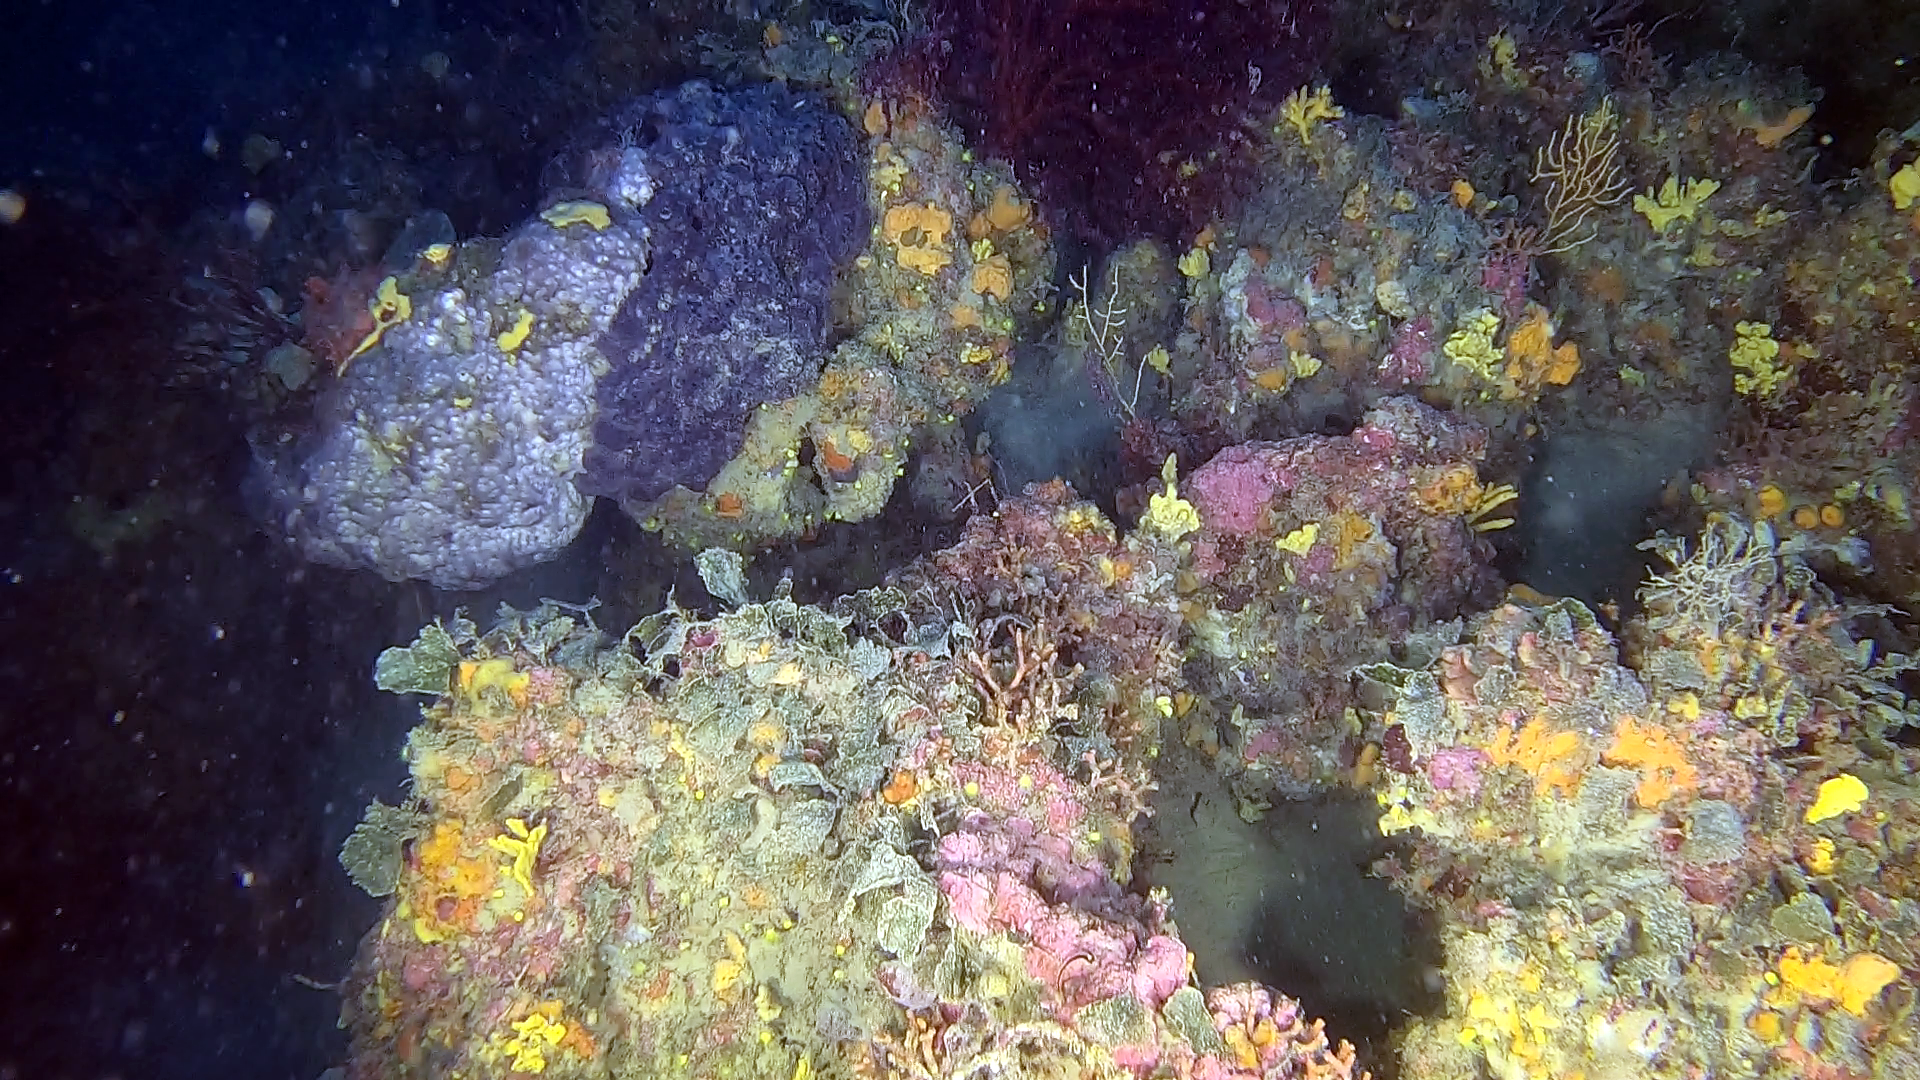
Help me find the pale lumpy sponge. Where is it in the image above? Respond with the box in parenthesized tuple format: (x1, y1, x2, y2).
(257, 80, 866, 589)
(576, 79, 869, 508)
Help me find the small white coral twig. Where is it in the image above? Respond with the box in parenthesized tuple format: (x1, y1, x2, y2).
(1070, 262, 1149, 417)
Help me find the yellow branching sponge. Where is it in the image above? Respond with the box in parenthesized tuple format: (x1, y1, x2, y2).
(1277, 85, 1343, 146)
(1890, 161, 1920, 211)
(1143, 454, 1200, 541)
(488, 817, 547, 895)
(1804, 773, 1868, 824)
(539, 200, 612, 230)
(496, 309, 535, 353)
(1634, 176, 1721, 232)
(1729, 321, 1791, 399)
(496, 1004, 570, 1073)
(1444, 309, 1505, 383)
(344, 276, 413, 371)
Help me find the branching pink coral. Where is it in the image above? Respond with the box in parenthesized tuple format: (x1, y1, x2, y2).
(1197, 984, 1365, 1080)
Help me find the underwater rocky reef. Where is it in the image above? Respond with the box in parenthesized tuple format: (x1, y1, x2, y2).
(336, 448, 1920, 1080)
(16, 0, 1920, 1078)
(298, 3, 1920, 1076)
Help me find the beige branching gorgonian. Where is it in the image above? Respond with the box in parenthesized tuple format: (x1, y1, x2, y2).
(1531, 98, 1632, 252)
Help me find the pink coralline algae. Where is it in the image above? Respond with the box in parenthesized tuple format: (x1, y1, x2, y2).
(1187, 443, 1291, 537)
(1378, 315, 1436, 387)
(1184, 399, 1499, 620)
(522, 666, 573, 707)
(935, 810, 1187, 1010)
(1425, 745, 1488, 795)
(950, 758, 1087, 837)
(1243, 281, 1307, 333)
(1178, 400, 1504, 787)
(1480, 245, 1532, 321)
